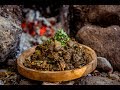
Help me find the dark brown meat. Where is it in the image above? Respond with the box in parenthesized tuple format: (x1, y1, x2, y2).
(24, 38, 89, 71)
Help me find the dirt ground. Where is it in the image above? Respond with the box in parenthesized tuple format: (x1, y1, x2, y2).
(0, 64, 120, 85)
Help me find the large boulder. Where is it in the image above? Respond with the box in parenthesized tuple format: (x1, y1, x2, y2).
(0, 5, 22, 63)
(0, 16, 22, 62)
(97, 57, 113, 73)
(76, 25, 120, 71)
(69, 5, 120, 37)
(0, 5, 22, 25)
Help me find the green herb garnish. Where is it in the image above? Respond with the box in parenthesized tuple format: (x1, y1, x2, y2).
(54, 29, 70, 46)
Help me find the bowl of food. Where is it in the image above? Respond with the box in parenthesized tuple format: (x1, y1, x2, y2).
(17, 29, 97, 82)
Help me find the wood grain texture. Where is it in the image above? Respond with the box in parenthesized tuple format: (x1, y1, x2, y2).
(17, 44, 97, 82)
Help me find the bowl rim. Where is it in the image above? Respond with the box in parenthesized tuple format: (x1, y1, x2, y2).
(17, 44, 97, 74)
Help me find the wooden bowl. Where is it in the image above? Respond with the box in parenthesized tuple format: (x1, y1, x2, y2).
(17, 44, 97, 82)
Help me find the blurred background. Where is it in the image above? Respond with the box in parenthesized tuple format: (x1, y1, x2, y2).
(20, 5, 69, 53)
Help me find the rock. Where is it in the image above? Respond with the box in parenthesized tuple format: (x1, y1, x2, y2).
(0, 5, 22, 25)
(19, 79, 32, 85)
(99, 72, 108, 77)
(0, 80, 4, 85)
(76, 25, 120, 71)
(42, 82, 60, 85)
(69, 5, 120, 37)
(78, 76, 120, 85)
(0, 5, 22, 63)
(0, 69, 7, 72)
(97, 57, 113, 73)
(109, 74, 119, 80)
(7, 59, 16, 66)
(87, 74, 92, 77)
(0, 16, 22, 63)
(60, 81, 74, 85)
(113, 71, 120, 77)
(92, 70, 101, 76)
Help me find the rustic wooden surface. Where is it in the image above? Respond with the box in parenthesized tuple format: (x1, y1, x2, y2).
(17, 45, 97, 82)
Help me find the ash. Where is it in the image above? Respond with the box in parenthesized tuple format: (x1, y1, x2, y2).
(19, 8, 63, 55)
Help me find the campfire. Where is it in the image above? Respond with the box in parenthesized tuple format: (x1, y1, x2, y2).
(21, 8, 57, 45)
